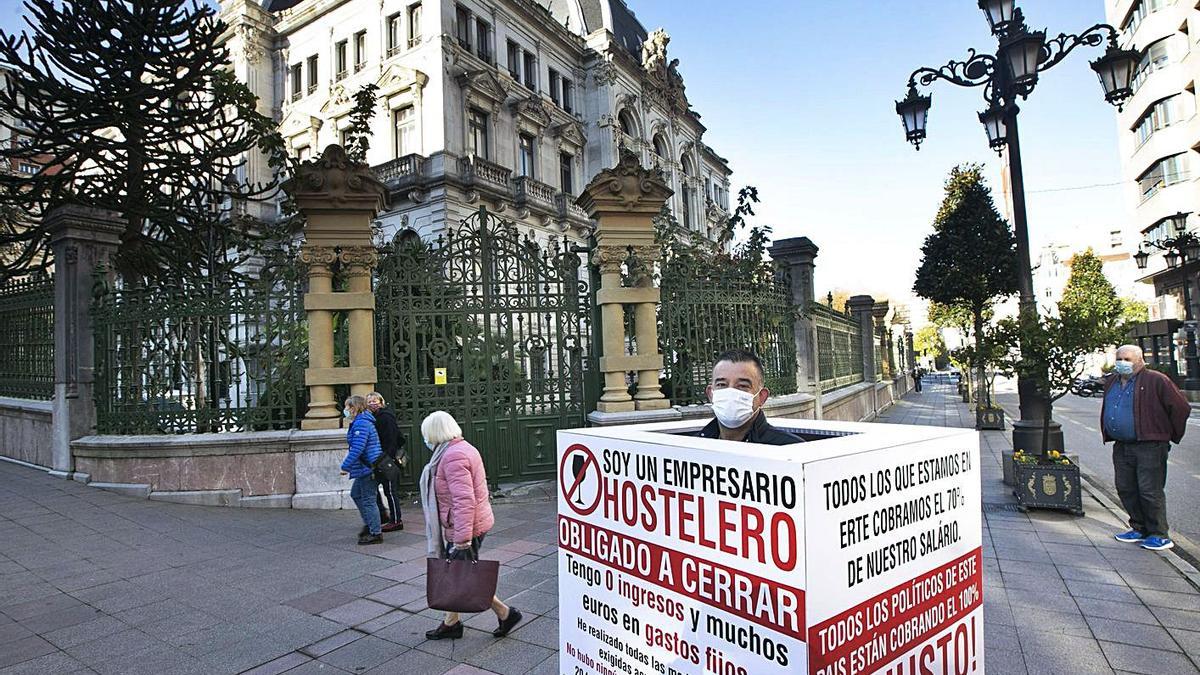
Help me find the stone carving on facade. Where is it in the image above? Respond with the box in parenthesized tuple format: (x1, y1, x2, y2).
(597, 113, 616, 129)
(457, 69, 506, 112)
(238, 24, 265, 64)
(284, 145, 388, 208)
(63, 244, 78, 265)
(638, 29, 690, 115)
(376, 63, 429, 98)
(625, 245, 659, 287)
(320, 83, 353, 119)
(616, 92, 638, 111)
(552, 121, 586, 147)
(339, 246, 379, 275)
(641, 29, 670, 73)
(511, 95, 552, 129)
(592, 60, 619, 86)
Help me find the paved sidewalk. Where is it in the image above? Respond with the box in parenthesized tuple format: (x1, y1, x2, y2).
(883, 381, 1200, 675)
(3, 383, 1200, 674)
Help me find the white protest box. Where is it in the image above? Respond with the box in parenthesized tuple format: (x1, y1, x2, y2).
(556, 418, 983, 675)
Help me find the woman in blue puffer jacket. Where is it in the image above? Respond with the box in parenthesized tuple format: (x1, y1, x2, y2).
(340, 395, 384, 545)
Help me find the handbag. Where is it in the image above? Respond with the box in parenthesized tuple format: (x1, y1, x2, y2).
(425, 549, 499, 613)
(371, 452, 401, 483)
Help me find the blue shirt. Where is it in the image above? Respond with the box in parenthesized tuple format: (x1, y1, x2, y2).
(1104, 375, 1137, 442)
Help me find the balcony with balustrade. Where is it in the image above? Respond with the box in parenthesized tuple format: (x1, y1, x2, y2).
(513, 175, 557, 211)
(458, 155, 512, 200)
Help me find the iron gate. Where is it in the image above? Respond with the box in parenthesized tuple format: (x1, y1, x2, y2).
(375, 207, 592, 484)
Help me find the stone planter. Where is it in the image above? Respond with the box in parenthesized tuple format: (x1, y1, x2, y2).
(976, 408, 1004, 431)
(1013, 460, 1084, 516)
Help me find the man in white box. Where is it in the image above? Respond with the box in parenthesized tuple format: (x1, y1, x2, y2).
(693, 349, 804, 445)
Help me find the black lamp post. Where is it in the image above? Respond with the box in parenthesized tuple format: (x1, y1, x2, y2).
(1134, 212, 1200, 390)
(896, 2, 1141, 454)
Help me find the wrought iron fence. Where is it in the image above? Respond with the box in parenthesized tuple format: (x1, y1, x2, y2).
(92, 258, 307, 434)
(812, 304, 863, 392)
(659, 260, 798, 406)
(0, 273, 54, 400)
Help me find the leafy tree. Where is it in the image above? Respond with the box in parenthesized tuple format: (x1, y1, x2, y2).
(0, 0, 281, 281)
(913, 164, 1018, 406)
(997, 251, 1123, 454)
(342, 83, 380, 163)
(1119, 297, 1150, 327)
(914, 325, 947, 365)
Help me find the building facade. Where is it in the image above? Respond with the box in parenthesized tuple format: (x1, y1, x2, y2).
(1106, 0, 1200, 321)
(219, 0, 733, 247)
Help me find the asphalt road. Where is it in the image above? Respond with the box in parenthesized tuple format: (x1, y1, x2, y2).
(992, 377, 1200, 555)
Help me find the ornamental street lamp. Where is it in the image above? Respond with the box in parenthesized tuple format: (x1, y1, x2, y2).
(897, 2, 1141, 455)
(1134, 212, 1200, 390)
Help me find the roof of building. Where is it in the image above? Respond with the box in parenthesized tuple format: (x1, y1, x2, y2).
(536, 0, 647, 55)
(262, 0, 304, 10)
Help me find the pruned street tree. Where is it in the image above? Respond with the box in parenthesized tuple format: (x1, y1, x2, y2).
(913, 164, 1018, 407)
(0, 0, 283, 282)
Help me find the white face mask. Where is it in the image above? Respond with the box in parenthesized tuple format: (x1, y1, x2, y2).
(1114, 361, 1134, 376)
(711, 388, 761, 429)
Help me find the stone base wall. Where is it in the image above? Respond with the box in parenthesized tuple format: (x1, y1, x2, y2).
(0, 397, 53, 468)
(71, 429, 369, 509)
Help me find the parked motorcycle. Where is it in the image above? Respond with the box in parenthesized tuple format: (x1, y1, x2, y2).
(1070, 376, 1105, 398)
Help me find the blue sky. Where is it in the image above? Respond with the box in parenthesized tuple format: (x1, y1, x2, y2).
(0, 0, 1124, 309)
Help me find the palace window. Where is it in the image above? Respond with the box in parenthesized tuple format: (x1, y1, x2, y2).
(456, 5, 471, 50)
(387, 13, 402, 56)
(289, 63, 302, 101)
(354, 30, 367, 71)
(468, 107, 489, 159)
(407, 3, 422, 48)
(394, 106, 415, 157)
(560, 152, 573, 193)
(507, 40, 520, 79)
(549, 69, 560, 105)
(618, 110, 637, 137)
(1122, 0, 1165, 42)
(335, 40, 348, 80)
(523, 52, 537, 90)
(475, 19, 491, 63)
(561, 77, 573, 113)
(306, 55, 318, 94)
(519, 133, 536, 178)
(652, 133, 669, 159)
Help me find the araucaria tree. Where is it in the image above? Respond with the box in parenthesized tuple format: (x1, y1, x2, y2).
(0, 0, 280, 281)
(913, 164, 1018, 405)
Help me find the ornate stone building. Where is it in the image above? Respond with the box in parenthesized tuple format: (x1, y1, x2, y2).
(219, 0, 733, 246)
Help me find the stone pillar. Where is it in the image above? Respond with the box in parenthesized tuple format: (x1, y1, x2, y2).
(905, 330, 916, 369)
(847, 295, 877, 383)
(47, 206, 123, 477)
(577, 149, 673, 414)
(769, 237, 819, 400)
(873, 301, 891, 380)
(284, 145, 388, 429)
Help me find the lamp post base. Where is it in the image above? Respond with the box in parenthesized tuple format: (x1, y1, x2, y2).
(1012, 418, 1064, 455)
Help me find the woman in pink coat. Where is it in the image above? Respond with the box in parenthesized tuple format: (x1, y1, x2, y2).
(418, 410, 523, 641)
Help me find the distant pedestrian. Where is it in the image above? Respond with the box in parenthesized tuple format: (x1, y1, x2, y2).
(367, 392, 406, 532)
(340, 395, 384, 546)
(1102, 345, 1190, 551)
(913, 366, 923, 393)
(418, 410, 523, 641)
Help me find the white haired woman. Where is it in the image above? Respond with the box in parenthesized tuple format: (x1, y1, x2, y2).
(419, 410, 523, 640)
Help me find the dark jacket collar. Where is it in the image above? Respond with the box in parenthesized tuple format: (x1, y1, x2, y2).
(695, 411, 804, 445)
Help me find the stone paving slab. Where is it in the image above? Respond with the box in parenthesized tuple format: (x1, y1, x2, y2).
(1, 380, 1199, 674)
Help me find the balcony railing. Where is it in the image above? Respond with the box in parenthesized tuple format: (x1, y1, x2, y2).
(513, 175, 556, 209)
(459, 155, 511, 192)
(373, 153, 426, 183)
(555, 193, 589, 223)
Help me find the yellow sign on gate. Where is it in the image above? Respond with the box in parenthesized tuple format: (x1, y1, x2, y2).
(433, 367, 447, 385)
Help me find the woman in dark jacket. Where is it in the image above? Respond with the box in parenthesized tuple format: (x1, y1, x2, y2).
(367, 391, 405, 531)
(340, 395, 384, 545)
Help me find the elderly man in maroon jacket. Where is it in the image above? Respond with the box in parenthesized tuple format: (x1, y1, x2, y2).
(1102, 344, 1191, 551)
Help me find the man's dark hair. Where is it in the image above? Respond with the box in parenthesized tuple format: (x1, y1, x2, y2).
(712, 349, 766, 384)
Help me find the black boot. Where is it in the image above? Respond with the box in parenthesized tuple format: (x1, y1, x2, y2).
(425, 621, 463, 640)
